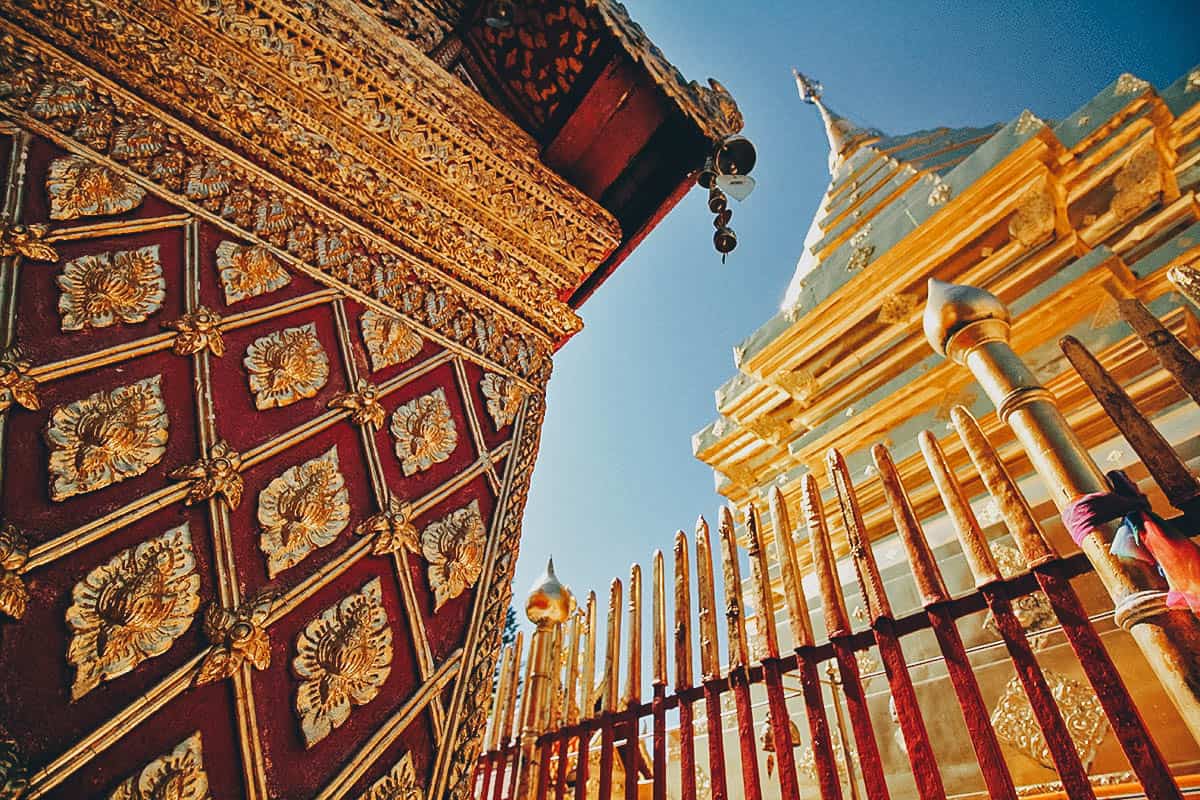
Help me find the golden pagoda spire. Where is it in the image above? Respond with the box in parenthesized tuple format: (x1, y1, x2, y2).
(793, 69, 878, 173)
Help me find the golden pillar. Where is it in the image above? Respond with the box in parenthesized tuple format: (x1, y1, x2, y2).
(517, 559, 575, 799)
(924, 278, 1200, 741)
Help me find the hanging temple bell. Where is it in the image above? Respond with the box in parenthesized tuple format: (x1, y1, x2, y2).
(698, 134, 757, 259)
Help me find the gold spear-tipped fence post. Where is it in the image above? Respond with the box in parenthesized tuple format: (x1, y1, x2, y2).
(924, 278, 1200, 741)
(517, 558, 575, 799)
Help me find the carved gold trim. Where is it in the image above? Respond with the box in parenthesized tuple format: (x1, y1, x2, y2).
(257, 446, 351, 579)
(0, 222, 57, 260)
(216, 240, 291, 306)
(195, 590, 278, 687)
(361, 309, 424, 373)
(422, 500, 486, 610)
(390, 387, 458, 476)
(243, 323, 330, 411)
(57, 244, 164, 332)
(165, 306, 225, 358)
(170, 439, 243, 509)
(0, 521, 30, 619)
(108, 732, 210, 800)
(358, 751, 424, 800)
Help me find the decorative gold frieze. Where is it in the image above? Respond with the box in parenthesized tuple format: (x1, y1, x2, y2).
(46, 155, 146, 221)
(479, 373, 523, 429)
(360, 309, 424, 372)
(58, 245, 165, 332)
(361, 751, 424, 800)
(65, 524, 201, 700)
(0, 222, 57, 261)
(169, 440, 244, 509)
(1114, 73, 1150, 96)
(0, 348, 39, 413)
(390, 388, 458, 476)
(1110, 146, 1162, 223)
(422, 500, 486, 610)
(991, 669, 1109, 770)
(243, 323, 330, 410)
(293, 577, 393, 747)
(109, 732, 210, 800)
(329, 380, 386, 429)
(195, 590, 278, 686)
(0, 523, 30, 620)
(1009, 187, 1056, 247)
(45, 375, 170, 502)
(215, 241, 291, 305)
(165, 306, 225, 357)
(356, 497, 420, 557)
(258, 446, 350, 579)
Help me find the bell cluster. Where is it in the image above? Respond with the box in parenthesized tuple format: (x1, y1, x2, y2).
(698, 134, 757, 260)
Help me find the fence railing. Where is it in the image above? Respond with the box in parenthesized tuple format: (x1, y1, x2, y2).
(472, 283, 1200, 800)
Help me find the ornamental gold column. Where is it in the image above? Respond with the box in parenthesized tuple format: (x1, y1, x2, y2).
(517, 559, 574, 799)
(924, 278, 1200, 741)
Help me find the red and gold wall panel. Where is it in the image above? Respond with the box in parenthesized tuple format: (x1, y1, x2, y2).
(0, 63, 553, 800)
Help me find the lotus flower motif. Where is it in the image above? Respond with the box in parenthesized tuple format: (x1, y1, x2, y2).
(58, 245, 165, 332)
(480, 373, 523, 429)
(421, 500, 486, 610)
(257, 446, 350, 578)
(215, 241, 290, 305)
(109, 732, 210, 800)
(46, 155, 146, 220)
(390, 388, 457, 476)
(361, 752, 424, 800)
(360, 309, 423, 371)
(243, 323, 329, 409)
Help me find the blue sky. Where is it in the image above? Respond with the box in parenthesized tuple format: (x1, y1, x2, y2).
(510, 1, 1200, 635)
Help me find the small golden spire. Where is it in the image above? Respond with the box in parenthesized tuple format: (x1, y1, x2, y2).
(526, 557, 574, 626)
(793, 68, 878, 173)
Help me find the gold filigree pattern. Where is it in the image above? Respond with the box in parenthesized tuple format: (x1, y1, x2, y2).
(0, 348, 39, 413)
(390, 388, 458, 476)
(65, 524, 200, 700)
(169, 440, 244, 509)
(361, 751, 424, 800)
(360, 309, 424, 372)
(195, 590, 278, 686)
(329, 379, 386, 428)
(45, 375, 170, 502)
(991, 669, 1109, 770)
(356, 497, 419, 557)
(0, 222, 57, 261)
(845, 227, 874, 271)
(258, 446, 350, 578)
(57, 245, 165, 332)
(109, 732, 210, 800)
(215, 240, 291, 305)
(479, 373, 523, 429)
(0, 523, 30, 620)
(165, 306, 225, 357)
(243, 323, 330, 410)
(293, 577, 393, 748)
(46, 155, 146, 220)
(422, 500, 486, 610)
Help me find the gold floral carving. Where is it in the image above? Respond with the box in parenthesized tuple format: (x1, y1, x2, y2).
(258, 446, 351, 578)
(65, 524, 200, 700)
(0, 523, 30, 620)
(991, 669, 1109, 770)
(46, 155, 146, 221)
(0, 222, 58, 261)
(356, 497, 420, 557)
(109, 732, 210, 800)
(1114, 73, 1150, 96)
(45, 375, 170, 502)
(927, 180, 951, 208)
(361, 751, 424, 800)
(480, 373, 523, 430)
(195, 590, 278, 686)
(360, 309, 424, 372)
(0, 348, 39, 413)
(165, 306, 225, 357)
(422, 500, 486, 610)
(329, 379, 386, 429)
(215, 241, 291, 305)
(169, 440, 244, 509)
(292, 577, 393, 747)
(845, 227, 874, 271)
(1110, 146, 1162, 223)
(58, 245, 165, 332)
(243, 323, 330, 410)
(1009, 188, 1056, 247)
(390, 388, 458, 476)
(0, 735, 28, 800)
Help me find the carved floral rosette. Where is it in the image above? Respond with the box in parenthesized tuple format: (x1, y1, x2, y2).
(292, 577, 393, 748)
(44, 375, 170, 502)
(46, 155, 146, 221)
(257, 446, 351, 578)
(57, 245, 165, 332)
(991, 669, 1109, 769)
(65, 524, 201, 700)
(360, 309, 424, 372)
(421, 500, 485, 610)
(390, 388, 458, 476)
(109, 732, 211, 800)
(215, 240, 291, 305)
(479, 373, 522, 429)
(361, 751, 424, 800)
(243, 323, 330, 410)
